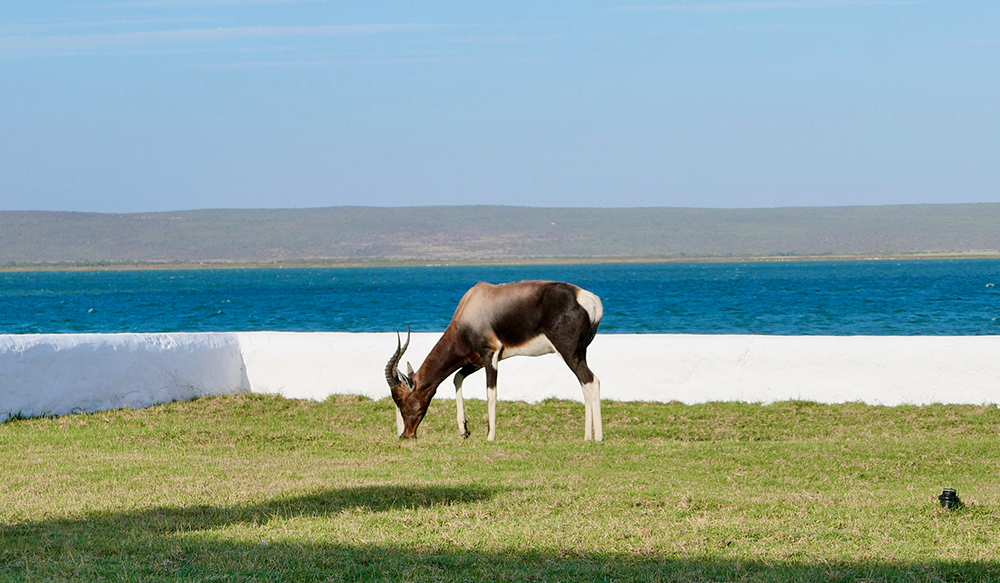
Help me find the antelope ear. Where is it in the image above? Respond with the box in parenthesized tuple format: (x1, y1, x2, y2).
(406, 362, 415, 377)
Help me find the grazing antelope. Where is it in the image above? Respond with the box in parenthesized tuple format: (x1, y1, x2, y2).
(384, 280, 604, 442)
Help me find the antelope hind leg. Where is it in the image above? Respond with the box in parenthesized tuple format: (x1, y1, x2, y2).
(582, 378, 603, 442)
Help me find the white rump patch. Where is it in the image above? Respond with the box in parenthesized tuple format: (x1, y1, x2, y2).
(576, 289, 603, 325)
(502, 334, 557, 359)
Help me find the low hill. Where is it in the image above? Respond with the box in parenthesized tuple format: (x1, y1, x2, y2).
(2, 204, 1000, 267)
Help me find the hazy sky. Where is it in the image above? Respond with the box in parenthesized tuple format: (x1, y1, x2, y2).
(1, 1, 997, 212)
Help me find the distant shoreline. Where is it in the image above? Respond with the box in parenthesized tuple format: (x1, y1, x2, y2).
(4, 252, 1000, 273)
(8, 205, 1000, 268)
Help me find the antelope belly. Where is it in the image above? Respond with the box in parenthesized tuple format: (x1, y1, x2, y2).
(501, 335, 557, 359)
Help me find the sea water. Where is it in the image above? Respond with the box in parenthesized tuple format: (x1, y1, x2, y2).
(3, 260, 1000, 335)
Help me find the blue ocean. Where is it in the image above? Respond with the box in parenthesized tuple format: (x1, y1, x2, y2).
(3, 260, 1000, 335)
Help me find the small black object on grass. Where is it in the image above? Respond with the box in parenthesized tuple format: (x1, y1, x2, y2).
(938, 488, 962, 510)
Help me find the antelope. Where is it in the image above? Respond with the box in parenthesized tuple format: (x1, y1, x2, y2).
(384, 280, 604, 442)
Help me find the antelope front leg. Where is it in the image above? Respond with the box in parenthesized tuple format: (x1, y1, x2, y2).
(454, 371, 470, 438)
(486, 386, 497, 441)
(485, 354, 499, 441)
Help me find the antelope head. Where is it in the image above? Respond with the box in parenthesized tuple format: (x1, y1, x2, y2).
(384, 329, 429, 438)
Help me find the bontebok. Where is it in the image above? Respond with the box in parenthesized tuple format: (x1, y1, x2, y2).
(385, 280, 604, 441)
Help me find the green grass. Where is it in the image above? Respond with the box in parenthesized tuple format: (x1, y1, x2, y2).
(2, 395, 999, 582)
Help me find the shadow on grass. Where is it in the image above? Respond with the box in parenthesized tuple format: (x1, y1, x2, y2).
(2, 484, 998, 582)
(3, 484, 494, 538)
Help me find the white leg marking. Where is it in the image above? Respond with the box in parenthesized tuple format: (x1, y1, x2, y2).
(455, 373, 470, 438)
(582, 378, 602, 442)
(396, 407, 404, 438)
(487, 386, 497, 442)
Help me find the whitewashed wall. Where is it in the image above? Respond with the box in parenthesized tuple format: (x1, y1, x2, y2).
(0, 333, 249, 422)
(2, 332, 1000, 421)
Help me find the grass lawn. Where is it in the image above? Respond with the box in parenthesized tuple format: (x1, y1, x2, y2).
(2, 395, 999, 582)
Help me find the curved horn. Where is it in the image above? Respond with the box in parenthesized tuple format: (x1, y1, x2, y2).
(385, 332, 403, 387)
(384, 328, 412, 389)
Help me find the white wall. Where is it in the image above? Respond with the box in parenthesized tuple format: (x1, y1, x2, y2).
(3, 332, 1000, 421)
(0, 333, 249, 422)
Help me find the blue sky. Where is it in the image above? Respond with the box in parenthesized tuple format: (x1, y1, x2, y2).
(1, 1, 996, 212)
